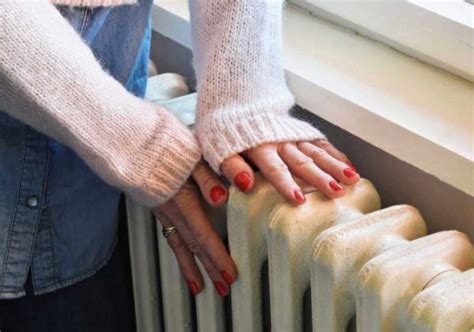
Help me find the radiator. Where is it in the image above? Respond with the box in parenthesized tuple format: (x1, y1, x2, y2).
(126, 75, 474, 332)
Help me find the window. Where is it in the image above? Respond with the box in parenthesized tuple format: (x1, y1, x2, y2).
(288, 0, 474, 82)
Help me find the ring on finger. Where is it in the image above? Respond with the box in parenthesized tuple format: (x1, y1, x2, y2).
(162, 226, 177, 238)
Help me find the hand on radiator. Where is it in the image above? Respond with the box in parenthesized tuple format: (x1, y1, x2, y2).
(221, 138, 360, 204)
(153, 161, 237, 297)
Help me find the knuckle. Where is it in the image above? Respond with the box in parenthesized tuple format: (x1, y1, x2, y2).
(187, 240, 202, 254)
(314, 139, 332, 149)
(267, 162, 288, 175)
(257, 145, 277, 159)
(296, 141, 310, 151)
(339, 152, 349, 161)
(309, 147, 328, 160)
(168, 236, 185, 251)
(221, 157, 238, 175)
(178, 185, 197, 201)
(278, 142, 292, 156)
(193, 161, 207, 176)
(293, 156, 314, 169)
(201, 175, 217, 190)
(194, 230, 209, 247)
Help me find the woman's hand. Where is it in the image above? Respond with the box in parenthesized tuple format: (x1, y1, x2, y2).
(221, 139, 360, 204)
(152, 162, 237, 297)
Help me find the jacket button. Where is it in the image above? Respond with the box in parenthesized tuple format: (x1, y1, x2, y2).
(26, 196, 39, 208)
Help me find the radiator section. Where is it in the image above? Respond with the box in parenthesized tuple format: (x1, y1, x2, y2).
(129, 175, 473, 332)
(127, 76, 473, 331)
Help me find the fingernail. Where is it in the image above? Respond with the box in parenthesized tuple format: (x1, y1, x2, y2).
(214, 281, 228, 297)
(234, 172, 252, 192)
(329, 180, 344, 191)
(345, 161, 357, 171)
(293, 189, 306, 203)
(187, 280, 199, 295)
(210, 186, 226, 203)
(343, 167, 357, 178)
(221, 271, 234, 285)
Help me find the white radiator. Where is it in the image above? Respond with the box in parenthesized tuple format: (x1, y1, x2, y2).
(126, 75, 474, 332)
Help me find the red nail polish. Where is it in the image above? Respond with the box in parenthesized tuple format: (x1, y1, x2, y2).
(343, 168, 357, 178)
(210, 186, 226, 203)
(293, 189, 306, 203)
(329, 180, 344, 191)
(221, 271, 234, 285)
(234, 172, 252, 192)
(345, 161, 357, 171)
(187, 280, 199, 295)
(214, 281, 228, 297)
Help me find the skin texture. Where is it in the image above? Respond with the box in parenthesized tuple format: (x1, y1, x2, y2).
(153, 138, 360, 296)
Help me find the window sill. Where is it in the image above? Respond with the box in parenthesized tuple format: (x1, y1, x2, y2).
(152, 0, 474, 196)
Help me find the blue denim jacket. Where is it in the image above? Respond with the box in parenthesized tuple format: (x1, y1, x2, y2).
(0, 0, 152, 299)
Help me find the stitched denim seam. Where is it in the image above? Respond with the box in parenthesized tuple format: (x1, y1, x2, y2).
(46, 194, 60, 285)
(30, 141, 55, 290)
(79, 8, 91, 37)
(0, 127, 29, 290)
(22, 136, 48, 291)
(42, 175, 60, 285)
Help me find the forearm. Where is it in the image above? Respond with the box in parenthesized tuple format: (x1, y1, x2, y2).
(189, 0, 325, 172)
(0, 3, 201, 206)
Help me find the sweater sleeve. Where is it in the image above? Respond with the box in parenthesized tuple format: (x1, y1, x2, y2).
(0, 3, 201, 207)
(189, 0, 326, 173)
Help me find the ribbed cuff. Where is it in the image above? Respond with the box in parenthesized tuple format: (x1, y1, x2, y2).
(128, 113, 201, 207)
(196, 95, 326, 173)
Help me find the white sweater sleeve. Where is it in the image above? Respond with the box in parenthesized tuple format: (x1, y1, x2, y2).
(189, 0, 325, 172)
(0, 3, 201, 207)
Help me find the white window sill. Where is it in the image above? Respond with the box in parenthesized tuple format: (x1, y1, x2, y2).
(289, 0, 474, 82)
(152, 0, 474, 196)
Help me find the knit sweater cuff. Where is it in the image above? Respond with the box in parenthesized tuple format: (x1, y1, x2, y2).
(127, 112, 201, 206)
(196, 94, 326, 173)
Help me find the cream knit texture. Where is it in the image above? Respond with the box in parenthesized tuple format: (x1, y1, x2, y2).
(0, 3, 201, 207)
(190, 0, 325, 172)
(1, 0, 325, 205)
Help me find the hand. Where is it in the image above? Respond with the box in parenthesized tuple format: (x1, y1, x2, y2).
(221, 139, 360, 204)
(152, 161, 237, 297)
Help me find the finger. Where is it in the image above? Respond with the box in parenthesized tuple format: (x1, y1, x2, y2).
(246, 143, 305, 205)
(192, 161, 228, 207)
(221, 154, 255, 192)
(195, 251, 230, 297)
(298, 141, 360, 186)
(169, 218, 230, 297)
(166, 231, 205, 295)
(312, 139, 357, 171)
(279, 142, 346, 199)
(173, 187, 238, 286)
(155, 203, 230, 296)
(154, 205, 204, 295)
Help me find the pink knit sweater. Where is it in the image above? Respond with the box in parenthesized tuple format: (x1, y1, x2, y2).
(0, 0, 325, 207)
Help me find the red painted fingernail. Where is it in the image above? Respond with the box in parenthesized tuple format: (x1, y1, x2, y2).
(234, 172, 252, 192)
(214, 281, 228, 297)
(293, 189, 306, 203)
(345, 161, 357, 171)
(187, 280, 199, 295)
(210, 186, 226, 203)
(221, 271, 234, 285)
(329, 180, 344, 191)
(343, 167, 357, 178)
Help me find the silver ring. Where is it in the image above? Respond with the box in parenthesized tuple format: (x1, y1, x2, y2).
(162, 226, 177, 239)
